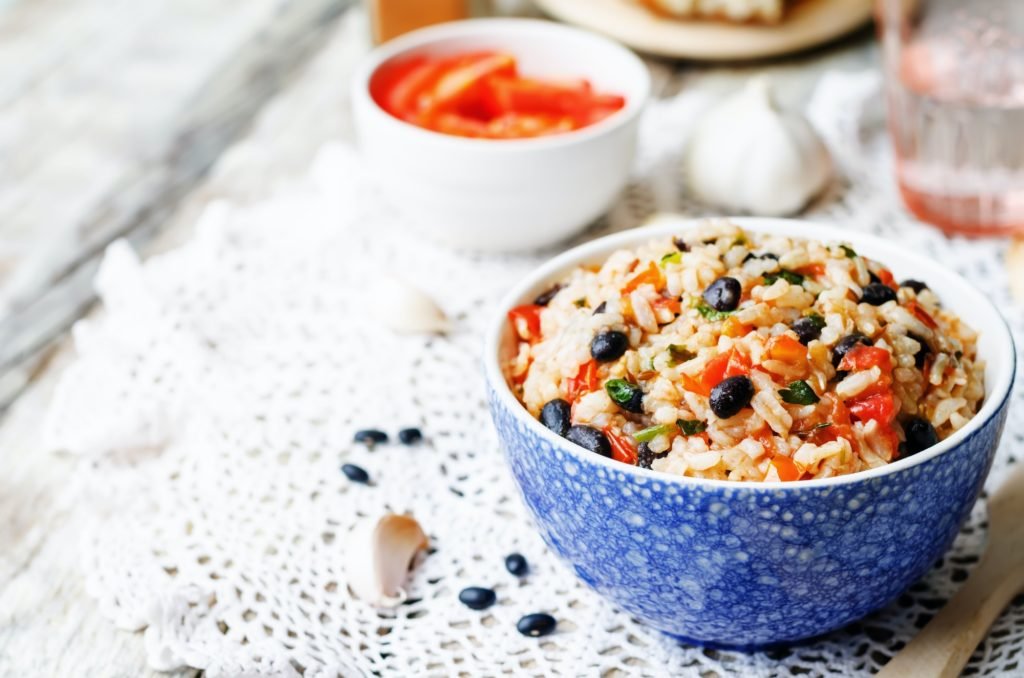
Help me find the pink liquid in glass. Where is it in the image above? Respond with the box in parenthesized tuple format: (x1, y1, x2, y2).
(879, 0, 1024, 236)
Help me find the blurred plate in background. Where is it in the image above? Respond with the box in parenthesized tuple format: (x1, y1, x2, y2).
(532, 0, 873, 61)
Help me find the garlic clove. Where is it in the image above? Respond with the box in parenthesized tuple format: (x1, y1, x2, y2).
(685, 77, 833, 217)
(373, 275, 451, 334)
(347, 513, 429, 608)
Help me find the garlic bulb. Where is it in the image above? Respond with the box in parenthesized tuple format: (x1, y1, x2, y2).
(685, 77, 833, 216)
(347, 513, 429, 608)
(373, 275, 451, 334)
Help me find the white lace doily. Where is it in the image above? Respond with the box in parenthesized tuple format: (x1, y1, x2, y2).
(45, 70, 1024, 677)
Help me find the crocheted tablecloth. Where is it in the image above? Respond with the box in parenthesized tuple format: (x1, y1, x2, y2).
(45, 70, 1024, 677)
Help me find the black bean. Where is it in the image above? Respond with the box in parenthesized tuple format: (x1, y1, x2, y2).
(354, 429, 388, 446)
(832, 333, 871, 367)
(902, 279, 928, 294)
(540, 399, 572, 437)
(703, 276, 742, 312)
(606, 379, 644, 414)
(903, 417, 939, 456)
(673, 237, 690, 252)
(710, 376, 754, 419)
(517, 613, 557, 637)
(341, 463, 370, 484)
(868, 271, 882, 285)
(458, 587, 497, 610)
(592, 301, 607, 315)
(591, 330, 629, 362)
(908, 332, 932, 369)
(860, 282, 898, 306)
(397, 427, 423, 445)
(565, 425, 611, 457)
(637, 442, 667, 470)
(791, 317, 824, 345)
(505, 553, 529, 577)
(533, 283, 564, 307)
(743, 251, 779, 263)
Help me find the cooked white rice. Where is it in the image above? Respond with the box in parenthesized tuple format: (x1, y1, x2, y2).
(505, 219, 984, 482)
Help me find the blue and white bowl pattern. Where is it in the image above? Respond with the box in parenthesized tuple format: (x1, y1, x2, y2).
(483, 218, 1017, 649)
(488, 382, 1010, 648)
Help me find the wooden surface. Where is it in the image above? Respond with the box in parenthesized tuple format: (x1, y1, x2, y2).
(533, 0, 872, 60)
(877, 462, 1024, 678)
(0, 2, 883, 675)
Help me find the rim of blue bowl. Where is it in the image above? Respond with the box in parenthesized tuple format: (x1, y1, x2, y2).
(350, 18, 651, 151)
(484, 216, 1017, 491)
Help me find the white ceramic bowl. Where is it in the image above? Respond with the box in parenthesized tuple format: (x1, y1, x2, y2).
(350, 19, 651, 253)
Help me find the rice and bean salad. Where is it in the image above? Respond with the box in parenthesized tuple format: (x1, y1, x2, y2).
(504, 219, 984, 482)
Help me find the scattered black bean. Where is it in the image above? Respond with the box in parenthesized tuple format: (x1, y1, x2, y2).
(540, 399, 572, 437)
(517, 613, 557, 637)
(743, 251, 779, 263)
(458, 587, 497, 610)
(354, 429, 388, 446)
(591, 330, 629, 362)
(832, 333, 872, 367)
(868, 271, 882, 285)
(860, 282, 898, 306)
(637, 442, 667, 470)
(533, 283, 564, 307)
(702, 277, 742, 312)
(903, 417, 939, 456)
(341, 463, 370, 484)
(902, 279, 928, 294)
(791, 316, 825, 345)
(710, 376, 754, 419)
(592, 301, 607, 315)
(673, 236, 690, 252)
(505, 553, 529, 577)
(398, 427, 423, 445)
(908, 332, 932, 369)
(565, 425, 612, 457)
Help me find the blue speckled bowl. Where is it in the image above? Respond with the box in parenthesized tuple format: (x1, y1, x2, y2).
(484, 217, 1016, 648)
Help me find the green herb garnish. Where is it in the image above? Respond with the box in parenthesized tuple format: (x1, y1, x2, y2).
(764, 270, 805, 286)
(660, 251, 682, 267)
(668, 344, 697, 365)
(795, 422, 832, 438)
(678, 419, 707, 436)
(733, 235, 748, 247)
(574, 298, 587, 308)
(634, 424, 674, 443)
(605, 379, 644, 412)
(694, 300, 733, 322)
(779, 380, 821, 405)
(839, 244, 858, 259)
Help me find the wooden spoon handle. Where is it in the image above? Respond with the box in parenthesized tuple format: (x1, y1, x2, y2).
(877, 556, 1024, 678)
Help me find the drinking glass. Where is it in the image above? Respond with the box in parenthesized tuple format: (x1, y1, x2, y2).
(876, 0, 1024, 236)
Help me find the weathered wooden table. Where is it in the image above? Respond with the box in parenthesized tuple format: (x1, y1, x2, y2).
(0, 2, 881, 674)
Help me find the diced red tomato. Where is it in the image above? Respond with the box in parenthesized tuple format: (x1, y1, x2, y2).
(566, 359, 599, 402)
(807, 396, 855, 446)
(604, 428, 638, 465)
(876, 268, 898, 291)
(837, 345, 893, 376)
(507, 304, 544, 342)
(622, 262, 661, 294)
(771, 455, 803, 482)
(766, 335, 808, 367)
(371, 50, 627, 140)
(796, 263, 826, 278)
(371, 56, 447, 121)
(688, 349, 750, 397)
(846, 386, 898, 426)
(425, 53, 516, 113)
